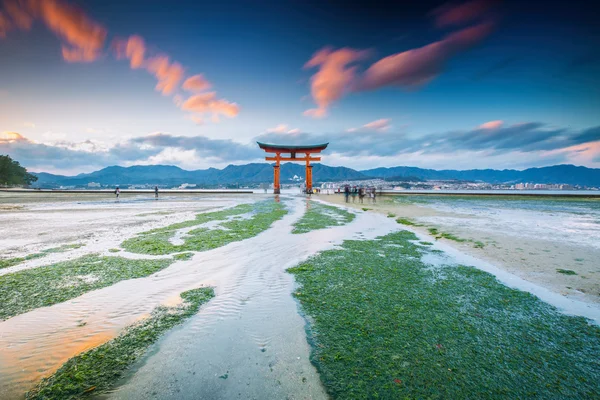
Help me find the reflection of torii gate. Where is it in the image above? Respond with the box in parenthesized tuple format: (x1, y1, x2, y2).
(257, 142, 329, 194)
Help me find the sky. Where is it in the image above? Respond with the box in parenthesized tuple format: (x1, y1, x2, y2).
(0, 0, 599, 174)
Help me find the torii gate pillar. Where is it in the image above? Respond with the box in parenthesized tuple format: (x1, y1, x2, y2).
(257, 142, 329, 194)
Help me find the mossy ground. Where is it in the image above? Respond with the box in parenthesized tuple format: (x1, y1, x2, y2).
(122, 200, 286, 254)
(0, 243, 84, 270)
(292, 202, 355, 234)
(26, 287, 215, 400)
(288, 231, 600, 399)
(0, 255, 174, 320)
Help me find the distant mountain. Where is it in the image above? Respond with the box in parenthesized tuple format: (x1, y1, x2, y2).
(31, 163, 600, 188)
(361, 164, 600, 186)
(32, 163, 367, 188)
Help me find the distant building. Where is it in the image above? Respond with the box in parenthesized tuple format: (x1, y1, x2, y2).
(87, 182, 101, 188)
(179, 183, 197, 189)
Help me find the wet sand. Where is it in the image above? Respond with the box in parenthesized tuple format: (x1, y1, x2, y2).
(320, 193, 600, 305)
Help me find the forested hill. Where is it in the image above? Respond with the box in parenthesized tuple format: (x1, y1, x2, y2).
(31, 163, 600, 187)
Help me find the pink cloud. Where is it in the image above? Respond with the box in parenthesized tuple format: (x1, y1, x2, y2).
(303, 47, 368, 118)
(114, 34, 146, 68)
(180, 92, 240, 120)
(145, 55, 185, 96)
(114, 36, 185, 95)
(431, 0, 495, 28)
(182, 74, 212, 92)
(479, 120, 503, 130)
(266, 124, 301, 134)
(348, 118, 392, 132)
(363, 118, 391, 132)
(0, 12, 10, 38)
(360, 21, 494, 91)
(0, 0, 107, 62)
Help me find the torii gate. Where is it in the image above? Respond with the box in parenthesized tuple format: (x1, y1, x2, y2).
(257, 142, 329, 194)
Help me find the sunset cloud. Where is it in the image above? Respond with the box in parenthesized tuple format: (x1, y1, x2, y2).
(113, 36, 236, 117)
(182, 74, 212, 92)
(266, 124, 301, 134)
(479, 120, 503, 130)
(359, 22, 494, 91)
(180, 92, 240, 120)
(145, 55, 185, 96)
(350, 119, 392, 132)
(430, 0, 495, 28)
(0, 0, 107, 62)
(303, 0, 496, 116)
(303, 47, 368, 118)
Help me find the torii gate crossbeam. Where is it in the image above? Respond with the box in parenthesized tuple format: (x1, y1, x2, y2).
(257, 142, 329, 194)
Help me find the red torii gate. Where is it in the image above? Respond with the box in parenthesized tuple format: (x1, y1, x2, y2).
(257, 142, 329, 194)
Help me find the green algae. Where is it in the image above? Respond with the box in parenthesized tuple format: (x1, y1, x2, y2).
(0, 243, 84, 270)
(0, 255, 174, 320)
(288, 231, 600, 399)
(26, 287, 214, 400)
(121, 200, 286, 255)
(557, 269, 578, 275)
(396, 218, 421, 226)
(173, 252, 194, 261)
(292, 202, 355, 234)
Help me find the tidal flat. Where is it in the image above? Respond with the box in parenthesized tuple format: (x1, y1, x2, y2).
(1, 192, 599, 399)
(323, 193, 600, 304)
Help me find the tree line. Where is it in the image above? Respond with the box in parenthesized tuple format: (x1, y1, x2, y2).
(0, 155, 38, 186)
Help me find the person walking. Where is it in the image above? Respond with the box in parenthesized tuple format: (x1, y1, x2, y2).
(359, 187, 365, 203)
(154, 186, 159, 199)
(372, 187, 377, 203)
(114, 186, 120, 199)
(344, 185, 350, 203)
(352, 186, 357, 203)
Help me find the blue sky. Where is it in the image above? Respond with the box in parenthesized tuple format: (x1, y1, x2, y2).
(1, 0, 599, 173)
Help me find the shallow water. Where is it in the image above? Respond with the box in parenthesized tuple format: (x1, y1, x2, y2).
(0, 195, 398, 399)
(398, 195, 600, 249)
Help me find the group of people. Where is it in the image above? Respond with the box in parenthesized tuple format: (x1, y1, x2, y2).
(342, 185, 377, 204)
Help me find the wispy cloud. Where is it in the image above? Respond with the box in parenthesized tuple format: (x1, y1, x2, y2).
(303, 47, 368, 118)
(479, 120, 503, 130)
(348, 119, 391, 132)
(182, 74, 212, 92)
(303, 0, 497, 117)
(0, 0, 107, 62)
(113, 35, 239, 121)
(265, 124, 301, 134)
(180, 92, 240, 120)
(1, 2, 240, 123)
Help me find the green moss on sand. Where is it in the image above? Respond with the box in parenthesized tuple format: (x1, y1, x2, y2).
(292, 202, 355, 234)
(396, 218, 421, 226)
(26, 287, 214, 400)
(173, 252, 194, 261)
(0, 255, 174, 320)
(288, 231, 600, 399)
(0, 243, 84, 270)
(122, 201, 286, 255)
(557, 269, 578, 275)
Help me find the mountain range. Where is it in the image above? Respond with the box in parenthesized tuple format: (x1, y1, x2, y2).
(31, 163, 600, 188)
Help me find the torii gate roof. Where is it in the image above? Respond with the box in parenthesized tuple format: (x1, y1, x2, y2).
(256, 142, 329, 153)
